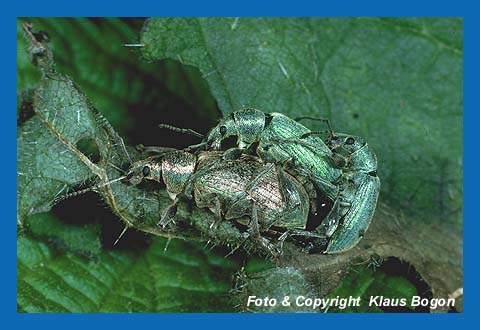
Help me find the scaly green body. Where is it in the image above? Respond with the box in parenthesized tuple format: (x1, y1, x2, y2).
(325, 172, 380, 253)
(193, 152, 309, 230)
(258, 112, 342, 197)
(205, 108, 342, 198)
(323, 134, 380, 253)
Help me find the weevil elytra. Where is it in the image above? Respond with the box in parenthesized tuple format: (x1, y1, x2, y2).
(322, 133, 380, 253)
(125, 150, 325, 255)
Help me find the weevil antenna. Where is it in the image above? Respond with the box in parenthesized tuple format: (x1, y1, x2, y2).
(51, 175, 127, 206)
(295, 116, 335, 138)
(158, 124, 205, 139)
(114, 225, 129, 246)
(300, 130, 332, 139)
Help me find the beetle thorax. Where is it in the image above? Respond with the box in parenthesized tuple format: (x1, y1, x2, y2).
(161, 151, 197, 195)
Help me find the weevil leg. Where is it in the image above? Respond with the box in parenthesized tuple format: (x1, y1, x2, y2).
(192, 191, 224, 233)
(158, 201, 178, 228)
(274, 164, 301, 210)
(225, 232, 250, 258)
(209, 194, 223, 230)
(323, 199, 342, 237)
(321, 188, 355, 237)
(281, 228, 327, 239)
(183, 142, 208, 152)
(248, 204, 281, 257)
(135, 145, 178, 155)
(222, 148, 243, 160)
(277, 228, 328, 254)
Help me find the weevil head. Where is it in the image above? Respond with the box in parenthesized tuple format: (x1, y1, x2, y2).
(327, 133, 377, 172)
(206, 108, 266, 149)
(125, 157, 162, 186)
(326, 133, 365, 154)
(341, 135, 366, 154)
(206, 114, 236, 149)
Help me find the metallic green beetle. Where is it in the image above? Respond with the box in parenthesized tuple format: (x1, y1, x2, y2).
(203, 110, 381, 253)
(322, 133, 380, 253)
(158, 110, 380, 253)
(125, 150, 324, 255)
(203, 108, 343, 231)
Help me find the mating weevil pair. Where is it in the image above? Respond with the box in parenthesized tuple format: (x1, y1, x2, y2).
(202, 109, 380, 253)
(127, 108, 380, 255)
(125, 150, 326, 255)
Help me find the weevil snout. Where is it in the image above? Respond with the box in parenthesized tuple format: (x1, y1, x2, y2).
(125, 168, 146, 185)
(125, 159, 161, 186)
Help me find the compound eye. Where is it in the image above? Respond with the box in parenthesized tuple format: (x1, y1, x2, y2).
(126, 172, 134, 180)
(142, 165, 151, 177)
(219, 125, 227, 136)
(345, 137, 355, 145)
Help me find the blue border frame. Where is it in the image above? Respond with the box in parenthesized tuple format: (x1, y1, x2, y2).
(5, 0, 475, 328)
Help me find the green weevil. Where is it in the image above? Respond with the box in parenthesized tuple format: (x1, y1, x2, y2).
(191, 108, 343, 234)
(202, 111, 381, 253)
(158, 110, 380, 253)
(205, 109, 341, 195)
(125, 150, 324, 255)
(322, 133, 380, 253)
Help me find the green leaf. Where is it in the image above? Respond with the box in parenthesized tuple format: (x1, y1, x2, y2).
(17, 70, 107, 222)
(22, 213, 102, 257)
(141, 18, 463, 226)
(232, 261, 419, 313)
(325, 265, 418, 312)
(232, 265, 319, 312)
(17, 22, 41, 94)
(18, 233, 238, 312)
